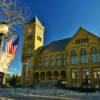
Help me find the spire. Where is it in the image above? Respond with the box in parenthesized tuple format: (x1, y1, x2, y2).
(27, 16, 44, 29)
(35, 16, 44, 29)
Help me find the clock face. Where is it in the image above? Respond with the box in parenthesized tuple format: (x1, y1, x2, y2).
(28, 29, 32, 33)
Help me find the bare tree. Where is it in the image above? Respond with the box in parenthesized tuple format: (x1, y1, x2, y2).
(0, 0, 27, 39)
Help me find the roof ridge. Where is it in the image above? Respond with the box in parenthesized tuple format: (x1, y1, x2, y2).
(45, 37, 72, 46)
(74, 26, 99, 38)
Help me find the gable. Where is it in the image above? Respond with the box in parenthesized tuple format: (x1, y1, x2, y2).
(66, 27, 99, 49)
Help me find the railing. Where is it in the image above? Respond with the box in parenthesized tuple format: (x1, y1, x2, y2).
(0, 88, 100, 98)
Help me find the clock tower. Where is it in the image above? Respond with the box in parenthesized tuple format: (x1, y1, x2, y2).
(34, 17, 45, 50)
(24, 16, 44, 51)
(21, 17, 45, 85)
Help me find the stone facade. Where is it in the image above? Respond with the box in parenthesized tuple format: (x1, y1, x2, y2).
(21, 17, 100, 88)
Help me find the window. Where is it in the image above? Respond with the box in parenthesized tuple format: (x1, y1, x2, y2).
(62, 54, 67, 66)
(76, 38, 89, 44)
(27, 35, 33, 40)
(37, 36, 42, 42)
(27, 48, 32, 54)
(56, 55, 61, 65)
(93, 71, 100, 79)
(28, 61, 32, 68)
(79, 39, 81, 43)
(72, 69, 78, 79)
(44, 56, 48, 66)
(39, 57, 43, 66)
(81, 68, 89, 79)
(71, 50, 77, 64)
(86, 38, 89, 42)
(80, 48, 88, 64)
(26, 44, 32, 48)
(50, 55, 55, 66)
(91, 47, 100, 63)
(76, 40, 78, 44)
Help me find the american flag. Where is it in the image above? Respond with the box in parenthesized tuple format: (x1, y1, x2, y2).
(5, 35, 19, 59)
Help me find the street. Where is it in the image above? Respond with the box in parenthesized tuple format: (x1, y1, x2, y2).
(0, 96, 100, 100)
(0, 94, 100, 100)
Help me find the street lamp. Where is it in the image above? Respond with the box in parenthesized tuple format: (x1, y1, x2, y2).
(0, 22, 9, 48)
(0, 22, 9, 86)
(0, 23, 9, 35)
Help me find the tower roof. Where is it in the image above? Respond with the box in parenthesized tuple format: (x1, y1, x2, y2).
(26, 16, 44, 29)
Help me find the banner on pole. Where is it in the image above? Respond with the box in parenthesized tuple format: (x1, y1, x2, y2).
(0, 51, 12, 73)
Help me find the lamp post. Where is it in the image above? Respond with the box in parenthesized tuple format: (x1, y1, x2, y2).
(0, 22, 9, 86)
(0, 22, 9, 48)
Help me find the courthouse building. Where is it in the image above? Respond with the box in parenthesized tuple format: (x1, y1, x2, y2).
(21, 17, 100, 87)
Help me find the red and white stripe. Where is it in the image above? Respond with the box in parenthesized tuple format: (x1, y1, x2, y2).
(5, 40, 18, 59)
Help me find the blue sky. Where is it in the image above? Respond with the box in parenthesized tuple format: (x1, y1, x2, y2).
(9, 0, 100, 75)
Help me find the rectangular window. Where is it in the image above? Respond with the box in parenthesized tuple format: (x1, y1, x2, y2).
(71, 56, 77, 64)
(56, 55, 61, 65)
(27, 35, 33, 41)
(44, 56, 48, 66)
(93, 71, 100, 79)
(76, 40, 78, 44)
(92, 54, 100, 63)
(27, 48, 32, 54)
(39, 57, 43, 66)
(80, 55, 88, 64)
(50, 55, 55, 66)
(72, 69, 78, 79)
(82, 68, 89, 79)
(26, 44, 32, 48)
(62, 54, 67, 66)
(37, 35, 42, 42)
(28, 62, 32, 68)
(94, 72, 97, 79)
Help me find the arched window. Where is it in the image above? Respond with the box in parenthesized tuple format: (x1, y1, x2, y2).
(41, 72, 45, 80)
(60, 71, 66, 80)
(46, 71, 52, 80)
(71, 50, 77, 64)
(80, 48, 88, 63)
(53, 71, 59, 80)
(91, 47, 100, 63)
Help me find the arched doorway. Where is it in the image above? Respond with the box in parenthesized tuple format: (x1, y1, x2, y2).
(60, 71, 66, 80)
(41, 72, 45, 80)
(53, 71, 59, 80)
(46, 71, 52, 80)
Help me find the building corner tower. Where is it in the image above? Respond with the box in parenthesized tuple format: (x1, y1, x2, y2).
(21, 17, 45, 86)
